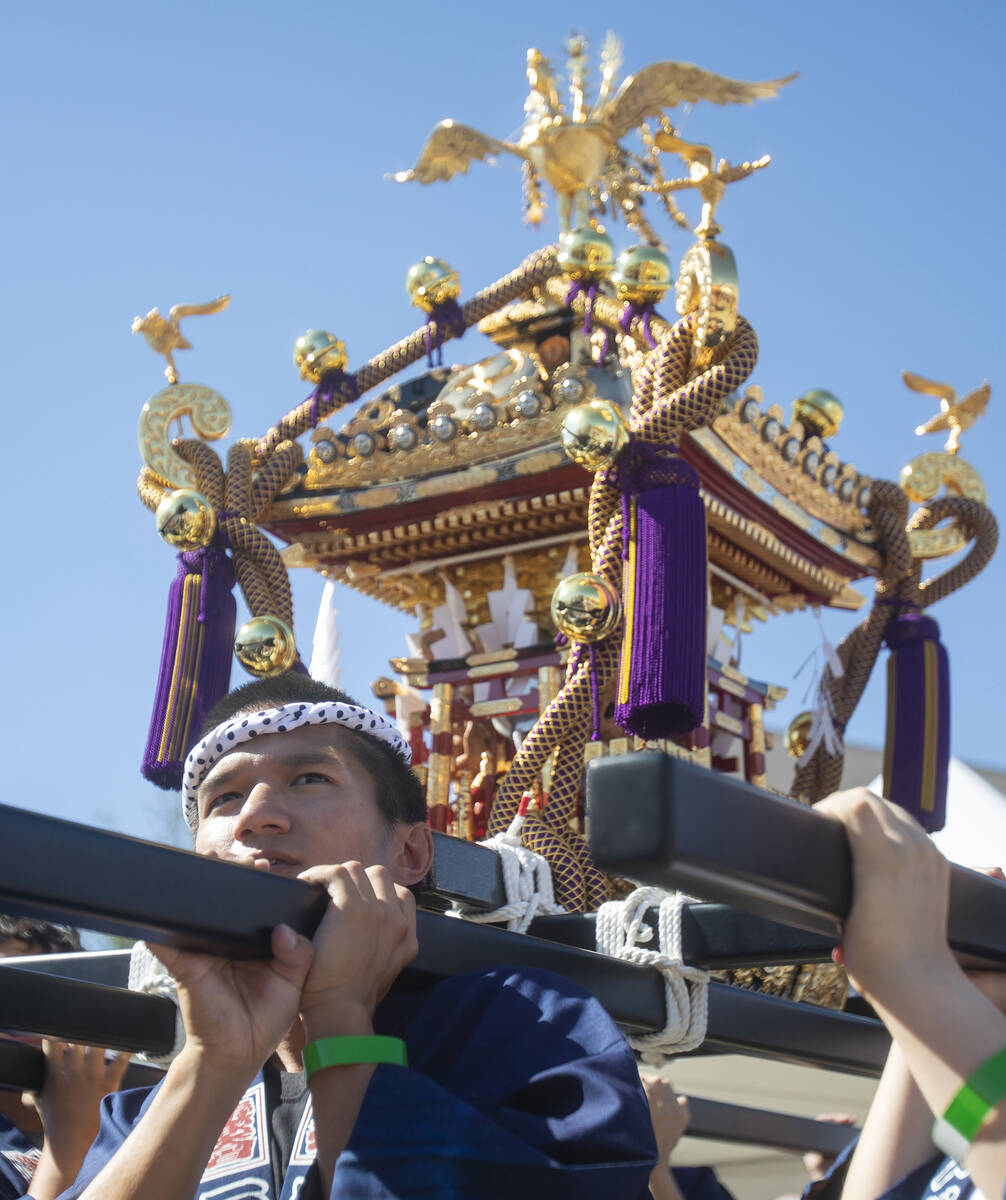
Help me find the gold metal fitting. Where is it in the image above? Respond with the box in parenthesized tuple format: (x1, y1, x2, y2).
(612, 245, 672, 304)
(293, 331, 348, 384)
(785, 711, 813, 758)
(234, 615, 298, 677)
(551, 572, 622, 642)
(406, 257, 461, 312)
(155, 489, 217, 550)
(560, 399, 629, 471)
(557, 227, 615, 282)
(793, 390, 843, 439)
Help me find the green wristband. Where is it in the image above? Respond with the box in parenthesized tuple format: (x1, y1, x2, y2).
(932, 1044, 1006, 1163)
(302, 1036, 408, 1077)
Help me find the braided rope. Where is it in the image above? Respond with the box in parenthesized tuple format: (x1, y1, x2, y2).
(136, 439, 303, 635)
(489, 311, 758, 910)
(792, 484, 998, 801)
(254, 246, 560, 461)
(596, 887, 709, 1058)
(453, 812, 565, 933)
(127, 942, 184, 1067)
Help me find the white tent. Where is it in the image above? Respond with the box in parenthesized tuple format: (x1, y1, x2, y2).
(867, 757, 1006, 867)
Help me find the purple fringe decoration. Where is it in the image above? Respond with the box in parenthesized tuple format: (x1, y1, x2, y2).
(308, 369, 349, 428)
(882, 613, 950, 832)
(565, 281, 611, 360)
(142, 547, 236, 791)
(614, 448, 706, 740)
(618, 301, 658, 349)
(423, 298, 466, 367)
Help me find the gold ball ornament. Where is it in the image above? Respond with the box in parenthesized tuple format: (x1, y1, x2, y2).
(793, 389, 843, 440)
(234, 615, 298, 677)
(406, 257, 460, 313)
(785, 711, 814, 759)
(557, 227, 615, 282)
(611, 245, 673, 304)
(561, 400, 629, 471)
(551, 572, 622, 643)
(155, 489, 217, 550)
(293, 330, 348, 384)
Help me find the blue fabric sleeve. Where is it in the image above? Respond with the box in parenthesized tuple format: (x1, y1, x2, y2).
(52, 1087, 157, 1200)
(800, 1138, 968, 1200)
(672, 1165, 736, 1200)
(336, 966, 658, 1198)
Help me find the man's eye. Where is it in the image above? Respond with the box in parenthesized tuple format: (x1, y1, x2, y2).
(293, 772, 332, 786)
(205, 791, 242, 813)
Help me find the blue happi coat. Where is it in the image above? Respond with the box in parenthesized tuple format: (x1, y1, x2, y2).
(58, 967, 658, 1199)
(0, 1116, 40, 1200)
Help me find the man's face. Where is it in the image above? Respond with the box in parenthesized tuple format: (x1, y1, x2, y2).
(194, 723, 397, 876)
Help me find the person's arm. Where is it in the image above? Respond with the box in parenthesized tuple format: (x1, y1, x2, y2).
(294, 862, 419, 1198)
(640, 1074, 690, 1200)
(23, 1041, 129, 1200)
(69, 923, 313, 1200)
(815, 790, 1006, 1200)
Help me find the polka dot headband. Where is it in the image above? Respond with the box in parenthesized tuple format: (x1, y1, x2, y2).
(182, 701, 411, 831)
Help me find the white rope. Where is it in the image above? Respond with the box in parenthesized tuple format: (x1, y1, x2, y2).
(127, 941, 185, 1067)
(596, 887, 708, 1060)
(452, 811, 565, 933)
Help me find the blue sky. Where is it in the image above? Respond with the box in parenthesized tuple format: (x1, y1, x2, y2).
(1, 0, 1003, 845)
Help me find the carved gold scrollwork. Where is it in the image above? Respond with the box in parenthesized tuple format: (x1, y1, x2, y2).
(138, 384, 232, 489)
(676, 239, 738, 360)
(899, 451, 987, 559)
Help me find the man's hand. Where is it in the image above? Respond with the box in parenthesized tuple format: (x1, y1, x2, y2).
(23, 1041, 130, 1200)
(640, 1074, 691, 1164)
(149, 923, 314, 1073)
(297, 862, 419, 1036)
(813, 788, 954, 1004)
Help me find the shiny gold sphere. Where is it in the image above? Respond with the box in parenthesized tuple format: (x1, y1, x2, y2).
(234, 615, 298, 678)
(561, 400, 629, 471)
(793, 389, 843, 440)
(785, 711, 814, 759)
(406, 257, 460, 312)
(557, 227, 616, 282)
(550, 573, 622, 643)
(155, 489, 217, 550)
(293, 330, 348, 384)
(611, 245, 673, 304)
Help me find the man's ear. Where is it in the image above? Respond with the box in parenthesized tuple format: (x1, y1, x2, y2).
(390, 822, 434, 886)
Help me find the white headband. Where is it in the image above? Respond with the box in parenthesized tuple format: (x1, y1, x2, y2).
(182, 701, 411, 831)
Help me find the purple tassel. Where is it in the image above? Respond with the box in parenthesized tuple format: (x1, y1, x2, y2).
(618, 301, 659, 349)
(565, 281, 611, 360)
(882, 613, 950, 832)
(614, 448, 706, 739)
(423, 298, 466, 367)
(308, 369, 349, 428)
(142, 547, 236, 790)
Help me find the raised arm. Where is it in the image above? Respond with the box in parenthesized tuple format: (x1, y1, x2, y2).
(816, 789, 1006, 1200)
(69, 924, 313, 1200)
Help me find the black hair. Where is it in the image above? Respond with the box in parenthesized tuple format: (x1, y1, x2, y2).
(198, 676, 425, 827)
(0, 916, 82, 956)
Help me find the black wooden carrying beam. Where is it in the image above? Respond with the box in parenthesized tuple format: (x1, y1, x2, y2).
(529, 907, 837, 968)
(0, 801, 890, 1076)
(587, 753, 1006, 962)
(684, 1097, 858, 1156)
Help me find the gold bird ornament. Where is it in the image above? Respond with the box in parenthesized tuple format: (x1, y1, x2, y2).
(392, 34, 795, 233)
(904, 371, 991, 455)
(132, 295, 231, 383)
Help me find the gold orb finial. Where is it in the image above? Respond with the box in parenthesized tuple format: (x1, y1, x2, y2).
(234, 615, 298, 677)
(406, 257, 460, 312)
(293, 330, 348, 384)
(793, 389, 843, 439)
(155, 489, 217, 550)
(551, 572, 622, 643)
(612, 245, 672, 305)
(561, 400, 629, 471)
(785, 711, 814, 758)
(557, 228, 615, 282)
